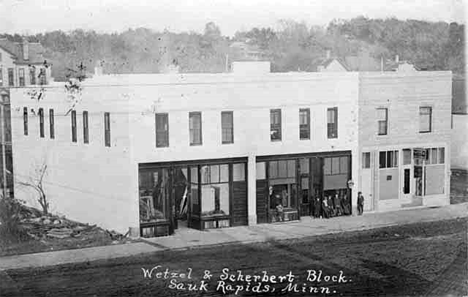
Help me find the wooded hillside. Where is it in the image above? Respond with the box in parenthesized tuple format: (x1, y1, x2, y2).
(1, 17, 464, 81)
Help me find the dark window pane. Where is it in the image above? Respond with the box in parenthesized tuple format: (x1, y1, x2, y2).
(379, 151, 386, 168)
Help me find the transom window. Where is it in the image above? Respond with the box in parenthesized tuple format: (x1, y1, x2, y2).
(379, 150, 398, 168)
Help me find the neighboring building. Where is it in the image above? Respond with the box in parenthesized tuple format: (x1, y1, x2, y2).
(0, 37, 52, 196)
(451, 76, 467, 170)
(10, 63, 452, 238)
(315, 51, 419, 73)
(358, 72, 452, 211)
(229, 41, 266, 61)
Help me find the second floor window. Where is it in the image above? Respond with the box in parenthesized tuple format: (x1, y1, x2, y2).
(83, 111, 89, 144)
(38, 108, 44, 138)
(49, 109, 55, 139)
(8, 68, 14, 86)
(39, 68, 47, 85)
(327, 107, 338, 139)
(23, 107, 28, 135)
(189, 112, 202, 146)
(104, 112, 111, 147)
(155, 113, 169, 147)
(377, 108, 388, 135)
(221, 111, 233, 144)
(0, 68, 3, 86)
(19, 68, 25, 86)
(270, 109, 282, 141)
(30, 67, 36, 85)
(419, 107, 432, 133)
(299, 108, 310, 140)
(71, 110, 77, 142)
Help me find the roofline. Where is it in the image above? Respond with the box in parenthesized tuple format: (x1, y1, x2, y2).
(0, 44, 17, 57)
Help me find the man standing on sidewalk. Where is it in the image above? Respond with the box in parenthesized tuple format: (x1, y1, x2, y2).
(357, 192, 364, 215)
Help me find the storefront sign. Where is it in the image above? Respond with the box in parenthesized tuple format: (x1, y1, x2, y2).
(413, 148, 426, 160)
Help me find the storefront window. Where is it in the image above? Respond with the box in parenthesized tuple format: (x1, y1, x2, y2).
(139, 169, 170, 224)
(268, 160, 297, 210)
(200, 165, 230, 217)
(323, 156, 351, 217)
(190, 166, 200, 216)
(256, 162, 266, 180)
(233, 163, 245, 181)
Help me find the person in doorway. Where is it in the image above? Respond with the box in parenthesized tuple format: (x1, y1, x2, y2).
(334, 193, 343, 216)
(322, 198, 330, 219)
(313, 197, 321, 218)
(357, 192, 364, 215)
(275, 194, 284, 222)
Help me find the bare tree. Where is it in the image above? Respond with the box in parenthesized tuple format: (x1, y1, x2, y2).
(18, 164, 49, 215)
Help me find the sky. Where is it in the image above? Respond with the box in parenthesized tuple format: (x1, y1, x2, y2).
(0, 0, 465, 36)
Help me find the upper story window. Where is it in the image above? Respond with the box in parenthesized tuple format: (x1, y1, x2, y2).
(38, 108, 44, 138)
(18, 68, 25, 87)
(104, 112, 111, 147)
(377, 108, 388, 135)
(83, 111, 89, 144)
(419, 107, 432, 133)
(39, 68, 47, 85)
(155, 113, 169, 148)
(8, 68, 14, 86)
(0, 68, 3, 86)
(327, 107, 338, 139)
(49, 109, 55, 139)
(221, 111, 233, 144)
(270, 109, 282, 141)
(71, 110, 77, 142)
(379, 150, 398, 168)
(189, 112, 202, 146)
(23, 107, 28, 136)
(299, 108, 310, 140)
(30, 67, 36, 85)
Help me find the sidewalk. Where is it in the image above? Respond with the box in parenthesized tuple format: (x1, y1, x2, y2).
(0, 202, 467, 271)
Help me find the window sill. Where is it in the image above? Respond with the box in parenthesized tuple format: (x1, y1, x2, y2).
(270, 139, 282, 142)
(190, 143, 203, 146)
(419, 131, 432, 134)
(222, 142, 234, 145)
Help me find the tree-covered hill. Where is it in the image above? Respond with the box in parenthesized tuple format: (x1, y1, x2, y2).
(1, 17, 464, 81)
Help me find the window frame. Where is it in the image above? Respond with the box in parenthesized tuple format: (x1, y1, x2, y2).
(299, 108, 310, 140)
(38, 108, 44, 138)
(270, 109, 282, 141)
(30, 67, 36, 85)
(419, 106, 432, 133)
(104, 112, 111, 147)
(362, 152, 371, 169)
(189, 112, 202, 146)
(8, 68, 14, 87)
(18, 68, 25, 87)
(23, 107, 28, 136)
(379, 150, 399, 169)
(83, 111, 89, 144)
(155, 113, 169, 148)
(377, 107, 388, 135)
(327, 107, 338, 139)
(49, 109, 55, 139)
(221, 111, 234, 144)
(71, 110, 77, 143)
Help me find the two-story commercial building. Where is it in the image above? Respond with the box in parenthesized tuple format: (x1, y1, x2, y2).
(9, 63, 452, 237)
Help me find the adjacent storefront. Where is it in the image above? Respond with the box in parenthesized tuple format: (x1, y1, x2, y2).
(256, 151, 352, 224)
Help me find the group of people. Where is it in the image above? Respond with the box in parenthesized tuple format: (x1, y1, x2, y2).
(311, 191, 365, 219)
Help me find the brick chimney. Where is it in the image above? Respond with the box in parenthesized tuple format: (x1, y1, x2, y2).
(22, 37, 29, 60)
